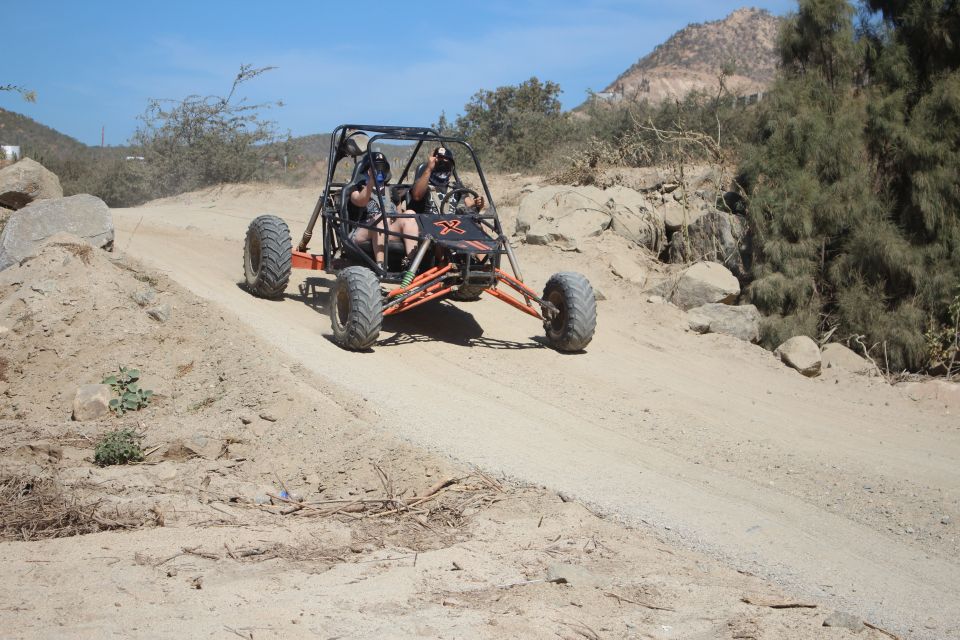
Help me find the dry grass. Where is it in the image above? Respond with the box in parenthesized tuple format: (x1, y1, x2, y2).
(0, 356, 8, 382)
(0, 474, 148, 541)
(175, 361, 195, 378)
(52, 242, 93, 265)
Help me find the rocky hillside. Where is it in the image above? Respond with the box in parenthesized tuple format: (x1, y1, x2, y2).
(601, 7, 782, 103)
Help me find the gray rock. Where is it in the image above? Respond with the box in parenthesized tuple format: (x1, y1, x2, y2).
(131, 289, 156, 307)
(822, 611, 864, 632)
(0, 158, 63, 210)
(942, 516, 951, 525)
(146, 303, 171, 322)
(668, 210, 750, 280)
(662, 200, 706, 232)
(0, 194, 113, 270)
(687, 303, 761, 342)
(821, 343, 877, 375)
(72, 384, 112, 421)
(654, 262, 740, 310)
(775, 336, 822, 377)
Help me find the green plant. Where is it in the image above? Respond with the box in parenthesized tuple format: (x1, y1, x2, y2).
(925, 290, 960, 375)
(102, 366, 153, 416)
(93, 429, 144, 466)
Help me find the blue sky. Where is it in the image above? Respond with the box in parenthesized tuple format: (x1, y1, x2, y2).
(1, 1, 795, 146)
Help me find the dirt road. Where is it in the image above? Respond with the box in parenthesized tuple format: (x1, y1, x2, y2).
(113, 185, 960, 638)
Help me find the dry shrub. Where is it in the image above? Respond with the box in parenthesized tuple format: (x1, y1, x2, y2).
(0, 474, 143, 541)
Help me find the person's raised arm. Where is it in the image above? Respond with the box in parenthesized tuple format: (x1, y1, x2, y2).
(410, 155, 436, 202)
(350, 169, 375, 207)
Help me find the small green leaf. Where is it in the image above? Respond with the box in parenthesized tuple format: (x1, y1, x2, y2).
(103, 375, 118, 386)
(143, 390, 154, 399)
(127, 369, 141, 380)
(109, 398, 120, 408)
(123, 398, 139, 409)
(127, 382, 140, 393)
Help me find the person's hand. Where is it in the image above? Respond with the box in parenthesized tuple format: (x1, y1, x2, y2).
(427, 154, 437, 171)
(474, 194, 485, 211)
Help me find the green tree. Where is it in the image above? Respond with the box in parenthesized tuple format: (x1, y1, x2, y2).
(741, 0, 960, 371)
(454, 77, 568, 171)
(132, 64, 279, 198)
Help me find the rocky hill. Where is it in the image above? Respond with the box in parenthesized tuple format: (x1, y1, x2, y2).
(600, 7, 782, 103)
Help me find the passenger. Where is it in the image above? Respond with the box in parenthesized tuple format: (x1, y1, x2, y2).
(350, 152, 419, 266)
(408, 146, 485, 215)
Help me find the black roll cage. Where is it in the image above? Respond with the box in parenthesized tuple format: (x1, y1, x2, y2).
(297, 124, 518, 284)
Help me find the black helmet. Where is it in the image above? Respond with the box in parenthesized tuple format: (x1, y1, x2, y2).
(360, 151, 391, 185)
(429, 146, 454, 188)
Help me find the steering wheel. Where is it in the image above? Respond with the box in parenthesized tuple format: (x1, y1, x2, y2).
(439, 187, 479, 215)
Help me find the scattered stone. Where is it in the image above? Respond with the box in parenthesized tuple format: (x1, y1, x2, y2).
(942, 516, 951, 525)
(775, 336, 822, 377)
(0, 194, 114, 271)
(653, 262, 740, 310)
(646, 294, 664, 304)
(161, 436, 224, 461)
(821, 343, 877, 375)
(72, 383, 112, 421)
(546, 563, 605, 588)
(131, 289, 156, 307)
(146, 303, 171, 322)
(0, 324, 9, 336)
(905, 527, 915, 534)
(0, 158, 63, 210)
(822, 611, 865, 632)
(239, 414, 253, 425)
(259, 412, 278, 422)
(686, 303, 761, 343)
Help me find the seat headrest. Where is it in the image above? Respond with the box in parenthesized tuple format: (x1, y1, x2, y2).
(340, 132, 369, 158)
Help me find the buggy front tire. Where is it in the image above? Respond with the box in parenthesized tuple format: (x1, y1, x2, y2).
(244, 215, 292, 298)
(542, 272, 596, 352)
(331, 266, 383, 350)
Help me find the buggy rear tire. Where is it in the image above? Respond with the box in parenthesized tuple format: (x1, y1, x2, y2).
(244, 215, 292, 299)
(331, 266, 382, 350)
(542, 272, 596, 352)
(449, 284, 486, 302)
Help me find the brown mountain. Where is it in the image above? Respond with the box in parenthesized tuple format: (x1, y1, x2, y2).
(599, 7, 782, 104)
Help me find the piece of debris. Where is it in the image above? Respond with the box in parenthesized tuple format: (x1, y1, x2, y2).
(741, 594, 818, 609)
(823, 610, 865, 632)
(146, 303, 171, 322)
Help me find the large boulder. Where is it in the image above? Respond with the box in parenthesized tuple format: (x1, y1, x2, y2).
(517, 185, 611, 251)
(0, 194, 113, 270)
(604, 186, 665, 253)
(821, 343, 878, 375)
(654, 262, 740, 310)
(687, 303, 761, 342)
(517, 185, 664, 253)
(775, 336, 822, 377)
(668, 209, 750, 280)
(0, 158, 63, 210)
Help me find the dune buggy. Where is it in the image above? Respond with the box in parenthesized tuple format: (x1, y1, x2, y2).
(242, 124, 596, 352)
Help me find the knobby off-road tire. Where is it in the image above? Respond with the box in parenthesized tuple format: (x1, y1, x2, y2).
(543, 272, 597, 352)
(331, 266, 383, 350)
(449, 284, 486, 302)
(244, 215, 292, 299)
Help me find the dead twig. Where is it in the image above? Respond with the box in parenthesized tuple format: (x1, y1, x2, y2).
(604, 591, 675, 612)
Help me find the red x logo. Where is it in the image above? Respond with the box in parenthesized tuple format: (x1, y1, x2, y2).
(434, 219, 465, 235)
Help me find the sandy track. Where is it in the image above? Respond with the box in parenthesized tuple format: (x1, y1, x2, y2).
(113, 186, 960, 638)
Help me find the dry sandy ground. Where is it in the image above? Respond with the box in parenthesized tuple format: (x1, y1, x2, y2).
(0, 178, 956, 639)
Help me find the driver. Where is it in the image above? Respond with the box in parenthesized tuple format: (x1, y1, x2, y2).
(350, 151, 419, 267)
(408, 146, 485, 215)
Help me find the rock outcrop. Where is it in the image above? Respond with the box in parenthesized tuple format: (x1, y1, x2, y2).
(821, 343, 878, 375)
(0, 158, 63, 210)
(0, 194, 114, 270)
(668, 209, 750, 280)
